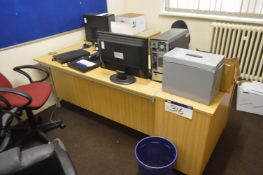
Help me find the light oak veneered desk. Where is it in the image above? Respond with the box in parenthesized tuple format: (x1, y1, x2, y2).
(35, 43, 234, 175)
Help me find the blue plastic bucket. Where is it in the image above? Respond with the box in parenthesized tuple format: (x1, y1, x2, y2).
(135, 136, 178, 175)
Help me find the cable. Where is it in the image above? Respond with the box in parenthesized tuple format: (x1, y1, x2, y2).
(48, 106, 63, 124)
(49, 108, 58, 123)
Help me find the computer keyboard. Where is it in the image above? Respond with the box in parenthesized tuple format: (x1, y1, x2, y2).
(52, 49, 90, 64)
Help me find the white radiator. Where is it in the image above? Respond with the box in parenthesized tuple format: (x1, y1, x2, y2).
(211, 23, 263, 82)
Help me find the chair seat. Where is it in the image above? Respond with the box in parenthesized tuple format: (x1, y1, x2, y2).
(1, 82, 52, 109)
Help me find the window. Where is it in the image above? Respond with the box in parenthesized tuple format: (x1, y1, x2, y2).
(162, 0, 263, 23)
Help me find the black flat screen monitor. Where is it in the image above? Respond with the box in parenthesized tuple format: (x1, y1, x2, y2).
(83, 13, 115, 43)
(97, 31, 150, 84)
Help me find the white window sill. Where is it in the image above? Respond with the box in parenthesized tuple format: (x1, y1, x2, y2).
(160, 11, 263, 25)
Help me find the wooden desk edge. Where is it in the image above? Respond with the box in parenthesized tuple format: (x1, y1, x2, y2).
(35, 59, 228, 115)
(35, 58, 160, 102)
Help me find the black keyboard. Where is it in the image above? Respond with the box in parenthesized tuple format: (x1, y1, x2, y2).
(52, 49, 90, 64)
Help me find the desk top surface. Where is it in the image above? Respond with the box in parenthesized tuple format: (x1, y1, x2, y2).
(35, 42, 228, 115)
(35, 42, 162, 100)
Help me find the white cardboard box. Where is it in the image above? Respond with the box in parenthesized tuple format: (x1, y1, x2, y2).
(236, 82, 263, 116)
(115, 13, 146, 34)
(111, 21, 135, 35)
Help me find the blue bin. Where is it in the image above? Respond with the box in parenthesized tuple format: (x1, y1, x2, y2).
(135, 136, 177, 175)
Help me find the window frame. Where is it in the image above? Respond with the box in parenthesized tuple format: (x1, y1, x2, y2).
(160, 0, 263, 24)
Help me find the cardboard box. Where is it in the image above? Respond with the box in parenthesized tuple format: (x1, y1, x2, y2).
(220, 58, 240, 92)
(236, 82, 263, 115)
(115, 13, 146, 34)
(111, 21, 135, 35)
(111, 21, 159, 37)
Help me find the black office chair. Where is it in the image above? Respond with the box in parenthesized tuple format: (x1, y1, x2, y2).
(171, 20, 191, 43)
(171, 20, 189, 29)
(0, 139, 78, 175)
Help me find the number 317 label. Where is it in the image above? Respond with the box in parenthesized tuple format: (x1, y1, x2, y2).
(165, 100, 193, 120)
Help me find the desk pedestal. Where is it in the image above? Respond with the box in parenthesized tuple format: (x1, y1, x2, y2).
(155, 89, 234, 175)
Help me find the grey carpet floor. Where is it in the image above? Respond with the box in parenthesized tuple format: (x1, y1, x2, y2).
(34, 91, 263, 175)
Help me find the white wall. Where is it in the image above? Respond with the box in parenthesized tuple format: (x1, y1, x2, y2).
(0, 29, 85, 110)
(107, 0, 217, 51)
(107, 0, 126, 15)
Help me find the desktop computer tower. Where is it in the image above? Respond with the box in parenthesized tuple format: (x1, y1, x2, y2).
(150, 29, 190, 82)
(83, 13, 115, 42)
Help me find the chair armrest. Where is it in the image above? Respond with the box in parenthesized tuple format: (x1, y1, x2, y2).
(53, 139, 78, 175)
(13, 65, 50, 83)
(0, 88, 32, 109)
(0, 130, 11, 153)
(1, 107, 17, 128)
(0, 108, 18, 150)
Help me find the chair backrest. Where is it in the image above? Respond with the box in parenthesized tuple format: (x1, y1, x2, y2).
(171, 20, 188, 29)
(0, 73, 13, 99)
(0, 73, 12, 89)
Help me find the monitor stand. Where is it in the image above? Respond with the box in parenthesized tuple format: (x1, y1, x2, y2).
(110, 70, 136, 85)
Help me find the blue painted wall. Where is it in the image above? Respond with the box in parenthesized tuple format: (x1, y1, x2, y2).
(0, 0, 107, 48)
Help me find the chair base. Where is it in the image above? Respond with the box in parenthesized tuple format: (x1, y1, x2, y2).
(15, 119, 65, 145)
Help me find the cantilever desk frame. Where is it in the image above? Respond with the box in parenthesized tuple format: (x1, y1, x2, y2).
(35, 43, 234, 175)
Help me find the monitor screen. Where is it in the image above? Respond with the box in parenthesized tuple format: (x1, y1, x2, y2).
(83, 13, 115, 43)
(97, 31, 150, 84)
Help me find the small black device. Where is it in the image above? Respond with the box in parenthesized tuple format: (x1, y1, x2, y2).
(52, 49, 90, 64)
(68, 58, 100, 73)
(97, 31, 150, 85)
(83, 13, 115, 43)
(67, 51, 100, 73)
